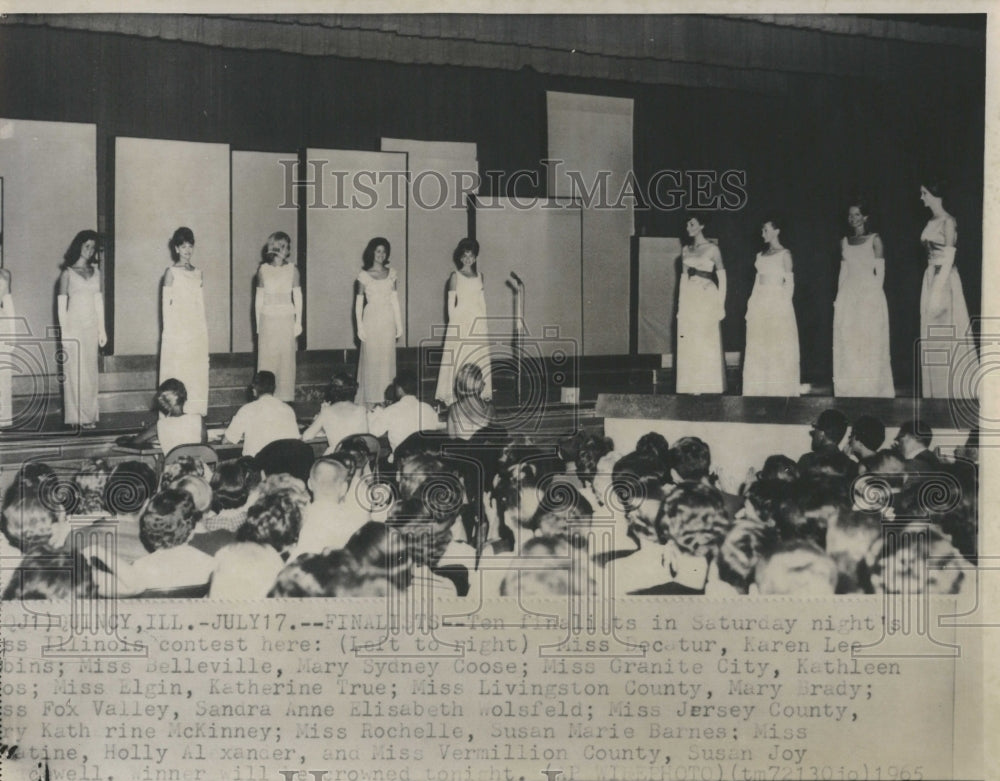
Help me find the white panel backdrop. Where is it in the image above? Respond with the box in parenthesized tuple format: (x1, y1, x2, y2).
(547, 91, 634, 356)
(305, 149, 407, 350)
(473, 197, 582, 358)
(231, 151, 299, 353)
(114, 137, 231, 356)
(0, 119, 96, 373)
(637, 237, 681, 356)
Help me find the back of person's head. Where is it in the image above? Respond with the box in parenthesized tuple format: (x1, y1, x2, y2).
(156, 378, 188, 417)
(814, 409, 848, 445)
(105, 460, 158, 516)
(253, 370, 277, 397)
(757, 455, 799, 483)
(160, 455, 206, 489)
(4, 462, 57, 509)
(257, 473, 311, 505)
(670, 437, 712, 481)
(210, 457, 261, 512)
(269, 549, 388, 597)
(897, 419, 933, 449)
(254, 439, 315, 484)
(72, 458, 113, 515)
(826, 510, 882, 593)
(740, 478, 793, 526)
(324, 372, 358, 405)
(851, 415, 886, 453)
(209, 542, 284, 598)
(500, 534, 593, 597)
(559, 432, 614, 488)
(635, 432, 671, 468)
(866, 522, 965, 595)
(238, 490, 303, 555)
(2, 548, 97, 601)
(893, 469, 977, 564)
(715, 520, 777, 594)
(393, 371, 418, 398)
(387, 495, 454, 569)
(2, 495, 62, 551)
(613, 450, 670, 492)
(754, 538, 838, 595)
(140, 489, 199, 552)
(524, 483, 594, 537)
(345, 521, 411, 589)
(859, 448, 906, 476)
(454, 363, 485, 400)
(771, 482, 828, 549)
(308, 456, 351, 502)
(659, 482, 730, 558)
(174, 475, 213, 514)
(335, 434, 381, 474)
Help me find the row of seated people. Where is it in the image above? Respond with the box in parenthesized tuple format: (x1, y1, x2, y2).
(0, 403, 977, 599)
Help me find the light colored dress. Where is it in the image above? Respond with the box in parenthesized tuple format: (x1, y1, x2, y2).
(257, 262, 297, 402)
(742, 250, 800, 397)
(0, 275, 14, 427)
(160, 266, 209, 416)
(676, 245, 725, 394)
(435, 271, 493, 404)
(919, 218, 979, 399)
(833, 235, 894, 397)
(62, 268, 101, 425)
(356, 268, 398, 405)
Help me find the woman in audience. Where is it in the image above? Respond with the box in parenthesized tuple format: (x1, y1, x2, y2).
(446, 363, 494, 441)
(255, 231, 302, 402)
(204, 457, 261, 533)
(742, 216, 800, 396)
(435, 238, 492, 405)
(58, 229, 105, 428)
(355, 237, 403, 406)
(832, 199, 894, 397)
(345, 521, 412, 590)
(159, 227, 209, 415)
(676, 214, 726, 394)
(302, 372, 368, 454)
(236, 484, 306, 561)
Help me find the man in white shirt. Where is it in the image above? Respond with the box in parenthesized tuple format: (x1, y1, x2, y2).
(367, 371, 443, 453)
(223, 371, 300, 457)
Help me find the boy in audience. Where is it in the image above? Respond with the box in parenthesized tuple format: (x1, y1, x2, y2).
(292, 455, 360, 557)
(669, 436, 741, 519)
(893, 419, 939, 473)
(847, 415, 886, 462)
(223, 371, 300, 457)
(798, 409, 854, 478)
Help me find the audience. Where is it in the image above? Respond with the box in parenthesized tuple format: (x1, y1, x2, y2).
(847, 414, 886, 462)
(368, 371, 443, 454)
(893, 419, 939, 472)
(798, 409, 856, 479)
(301, 372, 369, 455)
(223, 370, 300, 456)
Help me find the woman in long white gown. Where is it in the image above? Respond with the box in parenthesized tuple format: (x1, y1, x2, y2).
(255, 231, 301, 402)
(435, 238, 493, 406)
(159, 227, 209, 416)
(676, 216, 726, 394)
(918, 181, 979, 399)
(742, 218, 800, 397)
(832, 202, 894, 397)
(58, 230, 106, 428)
(355, 237, 403, 406)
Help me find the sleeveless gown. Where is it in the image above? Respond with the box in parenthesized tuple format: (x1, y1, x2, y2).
(676, 246, 725, 394)
(355, 268, 398, 405)
(159, 266, 209, 416)
(832, 235, 894, 397)
(435, 271, 493, 405)
(742, 250, 800, 397)
(257, 262, 297, 401)
(62, 269, 101, 425)
(919, 219, 978, 399)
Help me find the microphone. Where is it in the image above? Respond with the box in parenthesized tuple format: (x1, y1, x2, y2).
(510, 271, 524, 285)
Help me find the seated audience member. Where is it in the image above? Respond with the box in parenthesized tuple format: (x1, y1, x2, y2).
(855, 449, 907, 512)
(893, 472, 977, 565)
(345, 521, 412, 590)
(623, 482, 731, 595)
(254, 438, 315, 484)
(446, 363, 494, 441)
(209, 541, 284, 599)
(499, 534, 594, 597)
(160, 455, 210, 490)
(752, 538, 838, 595)
(893, 419, 939, 473)
(71, 458, 112, 515)
(4, 462, 58, 507)
(205, 457, 261, 533)
(825, 510, 882, 594)
(798, 409, 855, 478)
(293, 455, 362, 557)
(113, 489, 214, 595)
(120, 378, 204, 455)
(755, 455, 799, 484)
(0, 495, 69, 594)
(237, 487, 305, 561)
(769, 481, 834, 550)
(269, 549, 390, 597)
(669, 436, 741, 519)
(496, 451, 570, 544)
(709, 519, 777, 595)
(846, 415, 886, 462)
(301, 372, 369, 455)
(2, 548, 97, 601)
(223, 370, 300, 457)
(172, 475, 236, 556)
(388, 484, 468, 596)
(559, 431, 615, 487)
(522, 484, 594, 539)
(865, 522, 967, 595)
(368, 371, 443, 455)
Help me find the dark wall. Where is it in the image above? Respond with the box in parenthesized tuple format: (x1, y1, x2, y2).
(0, 24, 985, 387)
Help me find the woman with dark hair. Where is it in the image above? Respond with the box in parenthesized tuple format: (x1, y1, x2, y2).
(676, 215, 726, 394)
(118, 378, 204, 455)
(204, 457, 261, 533)
(58, 229, 105, 427)
(255, 231, 301, 401)
(301, 372, 368, 455)
(918, 180, 979, 398)
(742, 216, 800, 396)
(159, 227, 209, 415)
(434, 237, 492, 405)
(833, 200, 894, 397)
(355, 237, 402, 406)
